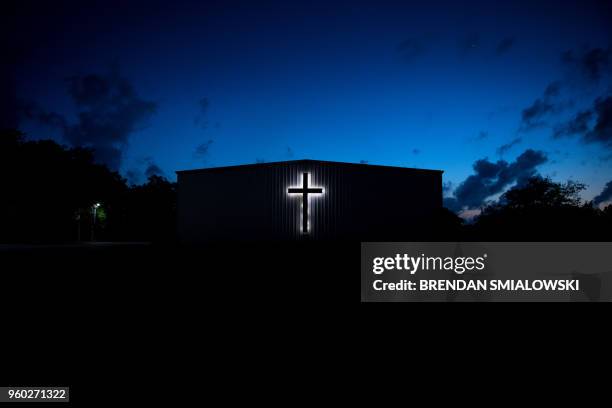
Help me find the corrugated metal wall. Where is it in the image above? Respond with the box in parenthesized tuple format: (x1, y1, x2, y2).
(177, 160, 441, 242)
(265, 162, 347, 239)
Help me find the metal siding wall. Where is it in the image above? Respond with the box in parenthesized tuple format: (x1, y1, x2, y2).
(177, 161, 441, 242)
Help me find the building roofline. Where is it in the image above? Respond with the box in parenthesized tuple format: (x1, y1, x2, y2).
(176, 159, 443, 175)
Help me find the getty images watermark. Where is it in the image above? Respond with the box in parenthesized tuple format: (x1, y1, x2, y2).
(371, 252, 579, 292)
(361, 242, 612, 301)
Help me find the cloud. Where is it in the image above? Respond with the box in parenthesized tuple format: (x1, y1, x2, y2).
(125, 157, 163, 184)
(444, 149, 548, 212)
(519, 82, 563, 131)
(397, 38, 427, 62)
(553, 110, 593, 138)
(593, 181, 612, 206)
(194, 139, 213, 160)
(125, 169, 142, 185)
(19, 100, 68, 130)
(584, 95, 612, 148)
(543, 81, 562, 98)
(143, 157, 164, 178)
(552, 95, 612, 149)
(562, 46, 612, 82)
(194, 97, 209, 130)
(145, 162, 164, 178)
(20, 68, 156, 170)
(198, 98, 209, 114)
(473, 131, 489, 141)
(496, 137, 522, 156)
(600, 152, 612, 162)
(495, 37, 515, 55)
(521, 100, 555, 130)
(63, 69, 156, 169)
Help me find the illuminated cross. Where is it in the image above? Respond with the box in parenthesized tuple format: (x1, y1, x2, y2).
(287, 172, 323, 234)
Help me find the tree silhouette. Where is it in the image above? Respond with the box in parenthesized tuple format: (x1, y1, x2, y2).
(119, 175, 177, 242)
(498, 177, 584, 209)
(0, 129, 176, 243)
(2, 129, 610, 243)
(469, 177, 611, 241)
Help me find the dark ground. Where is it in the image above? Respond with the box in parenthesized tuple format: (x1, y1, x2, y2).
(2, 241, 363, 404)
(1, 241, 606, 405)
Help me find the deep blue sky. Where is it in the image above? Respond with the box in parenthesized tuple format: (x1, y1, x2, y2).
(5, 0, 612, 212)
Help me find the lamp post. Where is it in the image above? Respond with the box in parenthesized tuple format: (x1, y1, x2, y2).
(91, 203, 101, 241)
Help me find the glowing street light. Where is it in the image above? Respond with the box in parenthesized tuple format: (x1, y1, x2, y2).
(91, 203, 101, 241)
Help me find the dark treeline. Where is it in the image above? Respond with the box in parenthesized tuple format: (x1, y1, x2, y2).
(1, 128, 611, 243)
(435, 177, 612, 241)
(0, 129, 176, 243)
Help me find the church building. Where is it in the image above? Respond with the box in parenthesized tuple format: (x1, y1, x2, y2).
(176, 159, 442, 242)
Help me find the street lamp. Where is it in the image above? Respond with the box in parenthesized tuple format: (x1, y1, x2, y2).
(91, 203, 101, 241)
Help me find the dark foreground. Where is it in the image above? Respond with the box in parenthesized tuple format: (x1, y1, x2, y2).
(1, 241, 604, 404)
(3, 241, 364, 403)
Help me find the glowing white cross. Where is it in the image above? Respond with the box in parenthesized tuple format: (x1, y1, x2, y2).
(287, 172, 323, 234)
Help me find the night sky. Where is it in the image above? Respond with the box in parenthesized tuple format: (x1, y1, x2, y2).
(4, 0, 612, 214)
